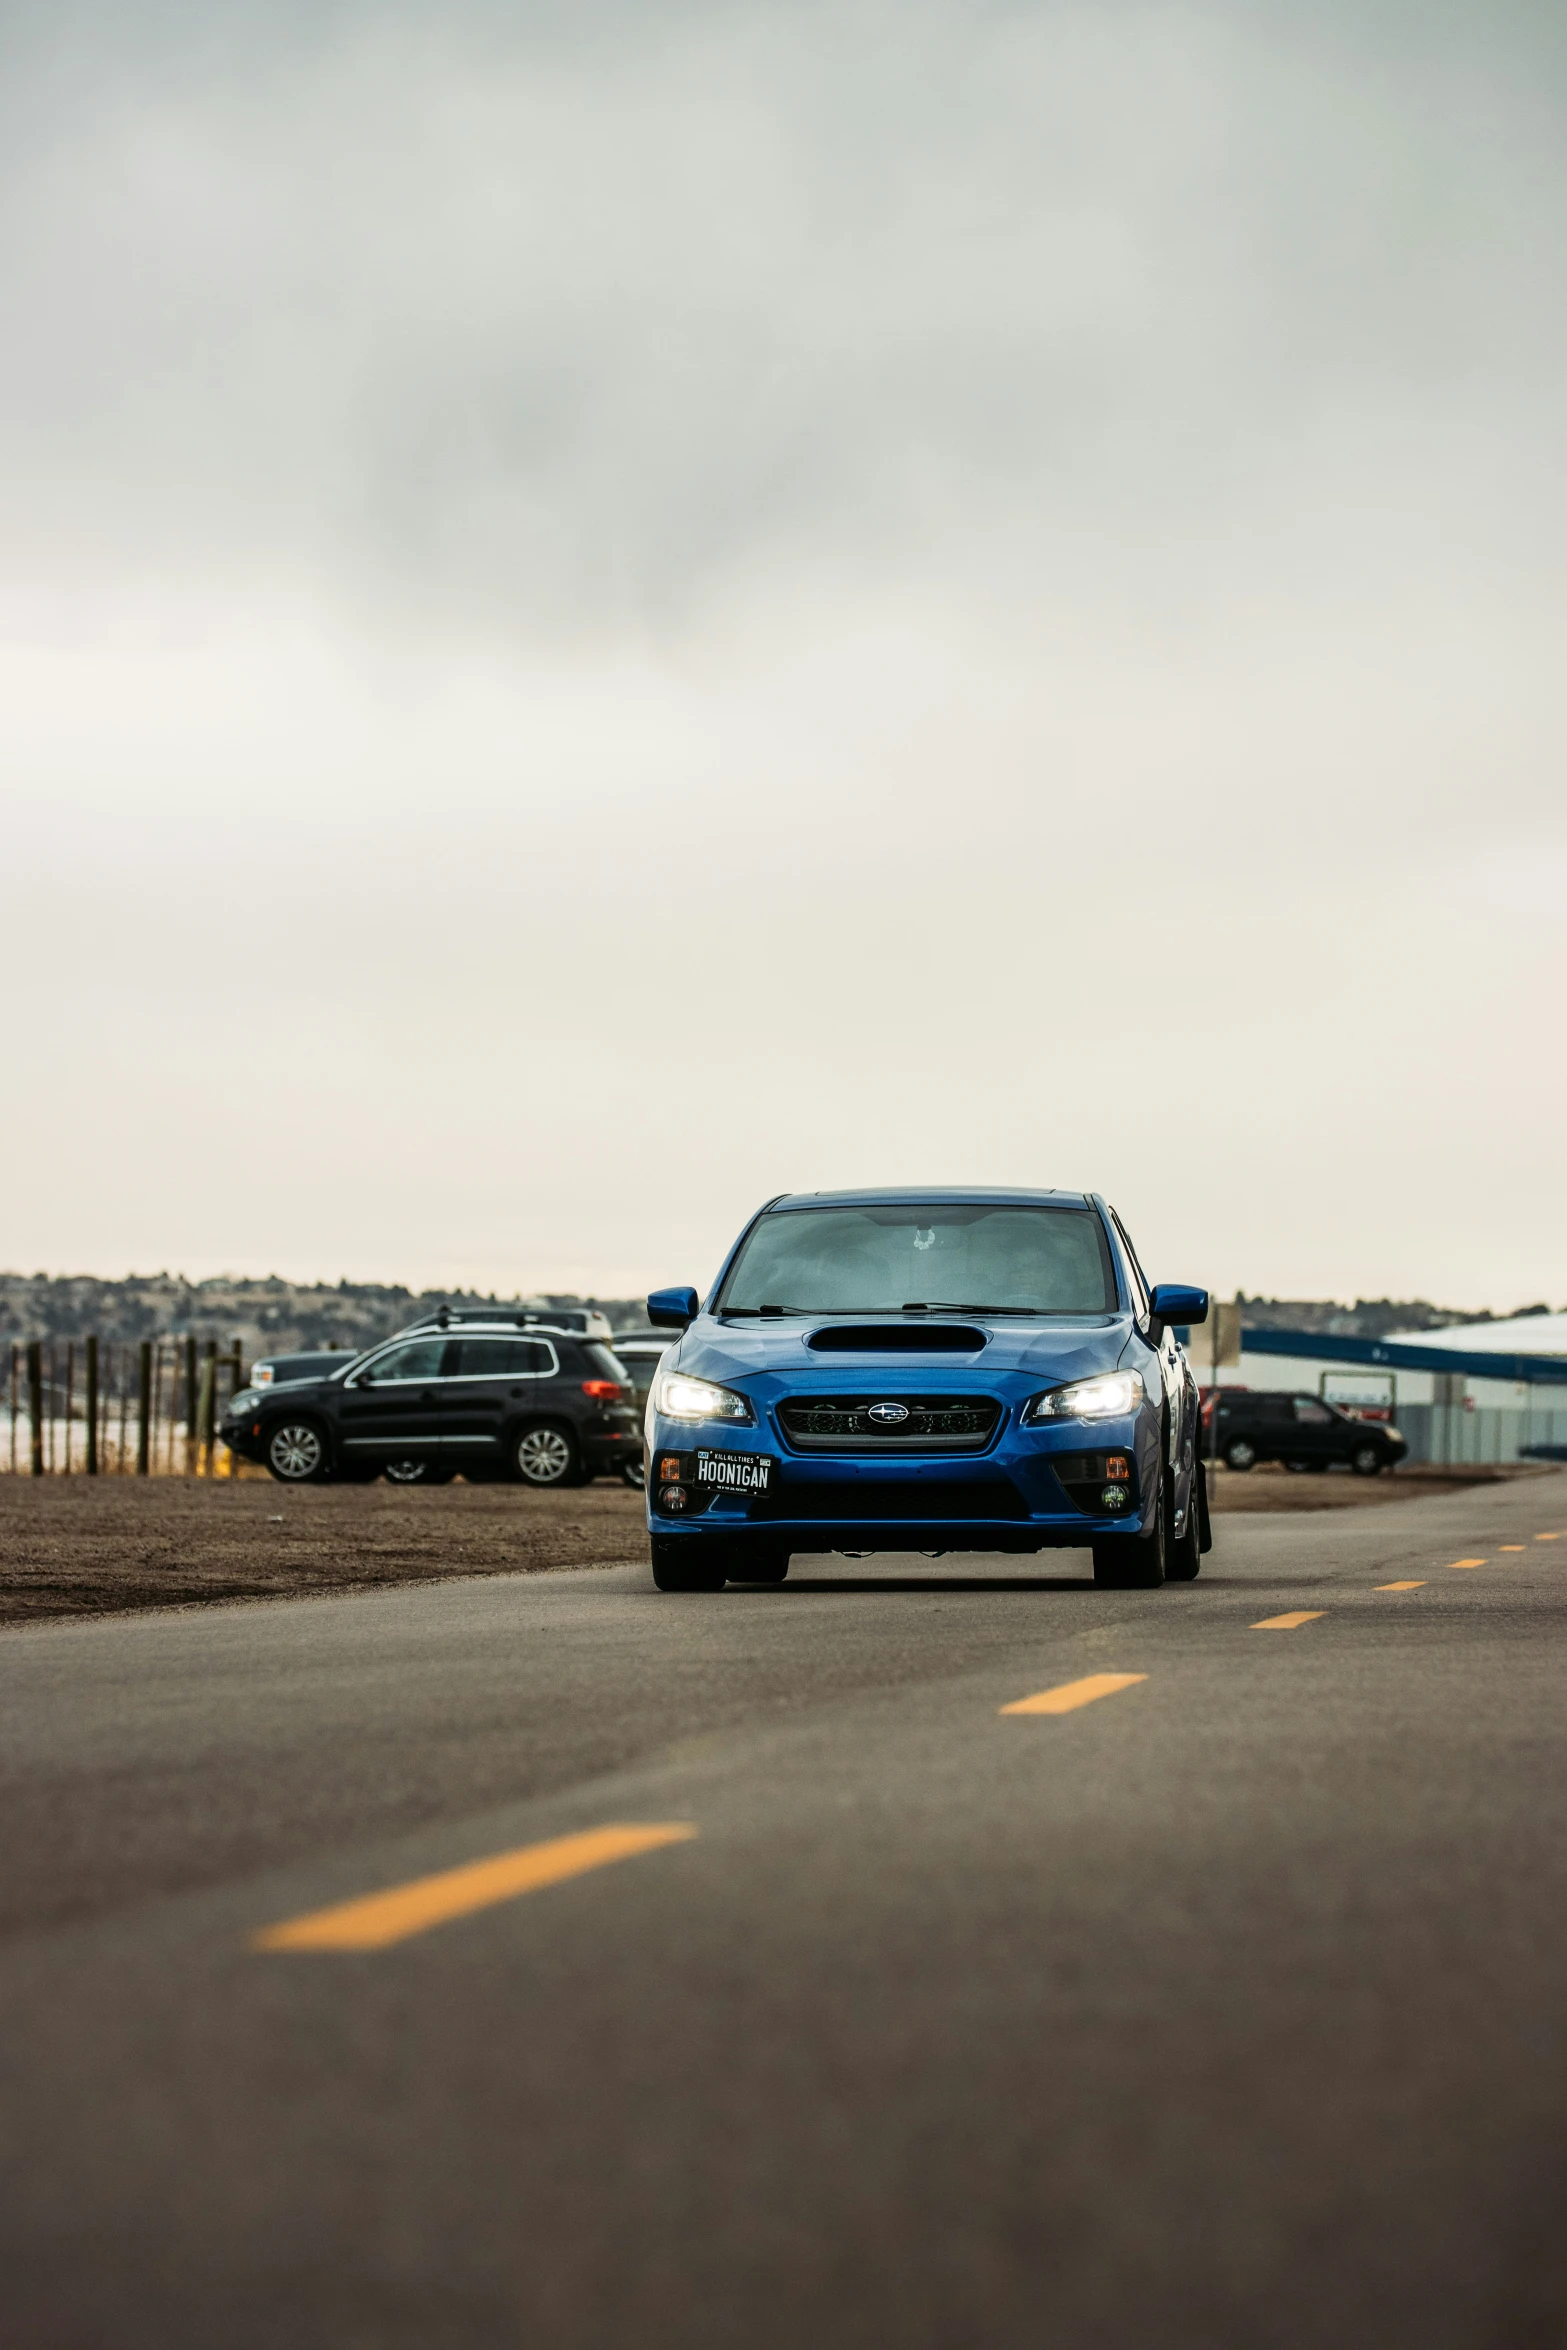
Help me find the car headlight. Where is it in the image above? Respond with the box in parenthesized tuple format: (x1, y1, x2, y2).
(226, 1389, 263, 1416)
(656, 1371, 754, 1424)
(1026, 1370, 1145, 1422)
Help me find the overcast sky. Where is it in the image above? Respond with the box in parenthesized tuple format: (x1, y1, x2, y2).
(2, 0, 1564, 1308)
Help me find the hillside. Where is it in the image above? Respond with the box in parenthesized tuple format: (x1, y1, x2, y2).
(0, 1273, 648, 1354)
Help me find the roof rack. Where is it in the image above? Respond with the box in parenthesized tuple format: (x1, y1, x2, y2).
(402, 1304, 612, 1339)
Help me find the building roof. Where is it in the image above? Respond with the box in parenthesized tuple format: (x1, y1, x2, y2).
(1385, 1313, 1567, 1359)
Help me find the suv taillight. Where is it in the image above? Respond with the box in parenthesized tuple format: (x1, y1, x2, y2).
(582, 1380, 623, 1402)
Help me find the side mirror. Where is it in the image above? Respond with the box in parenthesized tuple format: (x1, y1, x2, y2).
(1149, 1283, 1208, 1338)
(647, 1285, 700, 1330)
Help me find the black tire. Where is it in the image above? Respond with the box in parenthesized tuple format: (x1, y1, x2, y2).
(619, 1456, 646, 1489)
(512, 1422, 581, 1488)
(264, 1419, 330, 1483)
(1165, 1464, 1201, 1581)
(384, 1458, 454, 1485)
(1092, 1470, 1167, 1589)
(1224, 1438, 1257, 1472)
(650, 1534, 729, 1592)
(1350, 1444, 1385, 1477)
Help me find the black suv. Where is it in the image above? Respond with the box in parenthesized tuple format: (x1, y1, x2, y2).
(221, 1311, 642, 1486)
(1213, 1391, 1408, 1476)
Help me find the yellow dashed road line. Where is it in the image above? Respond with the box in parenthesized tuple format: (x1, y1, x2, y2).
(1376, 1581, 1425, 1592)
(1001, 1672, 1147, 1716)
(1252, 1611, 1326, 1630)
(1535, 1532, 1564, 1543)
(254, 1823, 697, 1952)
(1448, 1558, 1487, 1571)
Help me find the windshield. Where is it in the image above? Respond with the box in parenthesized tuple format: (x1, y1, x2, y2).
(718, 1204, 1117, 1315)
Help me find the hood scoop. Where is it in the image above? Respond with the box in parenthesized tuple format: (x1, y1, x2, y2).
(807, 1323, 987, 1354)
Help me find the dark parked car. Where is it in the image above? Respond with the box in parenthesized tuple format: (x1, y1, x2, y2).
(1214, 1391, 1407, 1475)
(221, 1314, 641, 1486)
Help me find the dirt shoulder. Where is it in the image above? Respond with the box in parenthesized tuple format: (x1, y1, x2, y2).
(0, 1461, 1538, 1625)
(0, 1477, 651, 1626)
(1208, 1462, 1542, 1512)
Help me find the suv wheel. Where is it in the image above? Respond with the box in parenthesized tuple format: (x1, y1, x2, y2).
(620, 1456, 646, 1489)
(1350, 1443, 1385, 1477)
(1224, 1438, 1257, 1472)
(265, 1421, 328, 1482)
(650, 1534, 730, 1591)
(514, 1423, 579, 1487)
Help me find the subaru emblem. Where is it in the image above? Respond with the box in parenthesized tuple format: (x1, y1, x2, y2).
(867, 1401, 910, 1425)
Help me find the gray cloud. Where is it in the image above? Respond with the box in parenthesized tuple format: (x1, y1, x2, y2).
(2, 2, 1565, 1302)
(2, 1, 1563, 626)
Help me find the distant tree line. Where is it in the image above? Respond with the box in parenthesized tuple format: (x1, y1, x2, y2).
(1234, 1296, 1557, 1338)
(0, 1272, 648, 1354)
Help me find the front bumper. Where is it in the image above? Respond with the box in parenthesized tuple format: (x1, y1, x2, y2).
(644, 1410, 1157, 1551)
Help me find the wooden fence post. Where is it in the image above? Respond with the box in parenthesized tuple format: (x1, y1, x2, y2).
(198, 1340, 217, 1473)
(27, 1341, 44, 1475)
(136, 1341, 152, 1476)
(184, 1334, 198, 1469)
(85, 1336, 99, 1475)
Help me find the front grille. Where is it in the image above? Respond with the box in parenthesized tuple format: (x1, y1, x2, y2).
(777, 1395, 1002, 1453)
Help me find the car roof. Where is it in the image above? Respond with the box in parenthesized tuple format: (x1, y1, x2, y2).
(767, 1187, 1093, 1211)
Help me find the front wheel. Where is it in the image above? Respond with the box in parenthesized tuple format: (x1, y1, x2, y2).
(619, 1456, 646, 1489)
(1350, 1444, 1385, 1477)
(1092, 1473, 1167, 1589)
(1165, 1464, 1201, 1581)
(1224, 1438, 1257, 1472)
(513, 1423, 580, 1487)
(264, 1420, 329, 1482)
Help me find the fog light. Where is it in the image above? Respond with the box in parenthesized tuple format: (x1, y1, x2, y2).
(660, 1484, 688, 1512)
(1102, 1485, 1127, 1510)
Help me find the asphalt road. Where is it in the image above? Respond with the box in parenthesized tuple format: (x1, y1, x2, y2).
(3, 1474, 1566, 2350)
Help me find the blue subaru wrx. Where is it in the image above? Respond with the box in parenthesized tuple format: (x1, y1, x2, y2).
(642, 1188, 1211, 1592)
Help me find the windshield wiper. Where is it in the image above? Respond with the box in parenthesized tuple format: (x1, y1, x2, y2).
(900, 1302, 1041, 1315)
(723, 1302, 1045, 1318)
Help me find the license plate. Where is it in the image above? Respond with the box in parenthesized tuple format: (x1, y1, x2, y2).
(694, 1449, 773, 1494)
